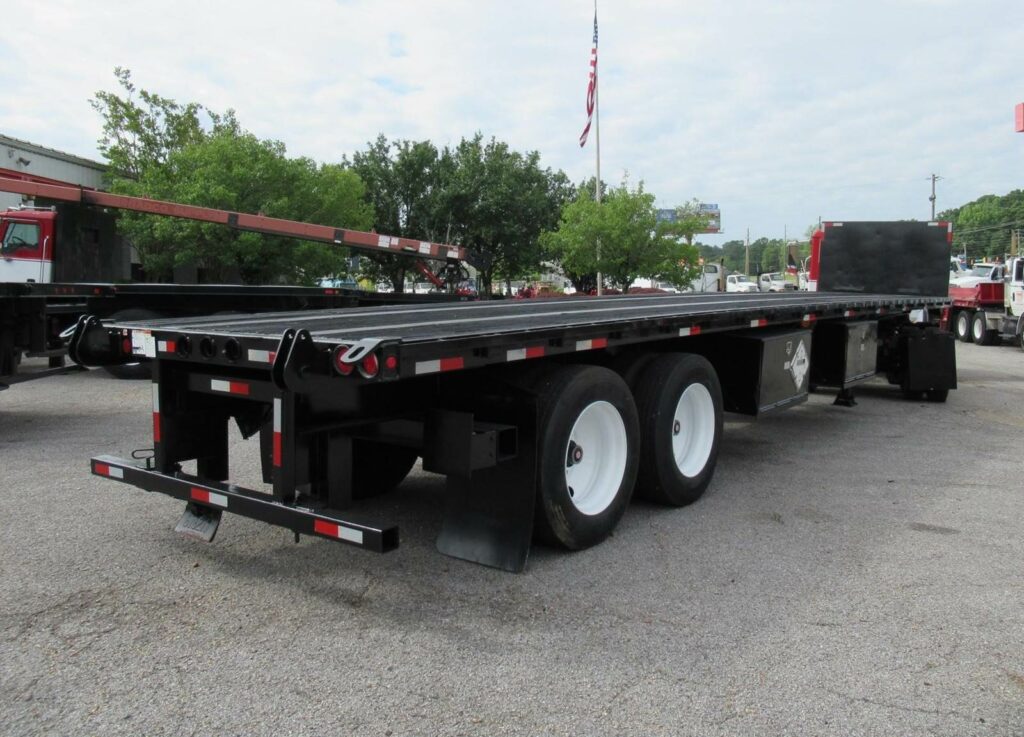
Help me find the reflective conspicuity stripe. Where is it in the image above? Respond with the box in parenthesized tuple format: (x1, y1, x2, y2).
(210, 379, 251, 395)
(415, 357, 464, 375)
(506, 346, 545, 361)
(152, 384, 161, 443)
(190, 487, 228, 508)
(94, 463, 124, 479)
(750, 318, 768, 328)
(272, 398, 282, 468)
(844, 310, 857, 318)
(802, 313, 817, 325)
(575, 338, 608, 351)
(157, 340, 177, 354)
(313, 519, 364, 545)
(679, 326, 702, 337)
(247, 349, 276, 364)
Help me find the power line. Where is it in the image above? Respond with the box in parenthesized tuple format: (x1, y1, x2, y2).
(952, 220, 1024, 236)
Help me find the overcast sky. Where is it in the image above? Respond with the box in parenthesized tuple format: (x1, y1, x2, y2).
(2, 0, 1021, 244)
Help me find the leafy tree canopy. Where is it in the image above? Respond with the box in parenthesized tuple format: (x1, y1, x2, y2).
(92, 69, 372, 284)
(940, 190, 1024, 261)
(541, 179, 700, 291)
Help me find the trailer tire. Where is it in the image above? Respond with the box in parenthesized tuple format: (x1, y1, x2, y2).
(351, 441, 418, 499)
(531, 365, 639, 550)
(633, 354, 723, 506)
(954, 310, 973, 342)
(102, 309, 160, 380)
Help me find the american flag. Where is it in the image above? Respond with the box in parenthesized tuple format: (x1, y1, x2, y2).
(579, 12, 598, 147)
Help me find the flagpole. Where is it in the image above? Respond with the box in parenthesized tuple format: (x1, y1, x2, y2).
(594, 0, 603, 296)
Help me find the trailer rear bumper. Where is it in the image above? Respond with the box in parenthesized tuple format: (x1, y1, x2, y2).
(90, 455, 399, 553)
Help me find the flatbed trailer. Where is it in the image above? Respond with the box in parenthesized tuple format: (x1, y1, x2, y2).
(74, 219, 958, 572)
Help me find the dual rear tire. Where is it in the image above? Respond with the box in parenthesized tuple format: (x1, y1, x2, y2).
(530, 355, 723, 550)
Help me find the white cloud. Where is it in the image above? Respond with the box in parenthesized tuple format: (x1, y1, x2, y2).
(0, 0, 1020, 242)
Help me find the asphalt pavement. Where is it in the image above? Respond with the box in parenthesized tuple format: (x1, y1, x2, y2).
(1, 342, 1022, 736)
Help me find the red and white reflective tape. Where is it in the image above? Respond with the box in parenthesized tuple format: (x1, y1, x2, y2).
(575, 338, 608, 351)
(844, 310, 857, 318)
(190, 487, 228, 508)
(377, 235, 399, 249)
(418, 241, 431, 255)
(506, 346, 545, 361)
(679, 326, 702, 337)
(152, 384, 161, 443)
(414, 357, 464, 375)
(247, 349, 276, 364)
(210, 379, 250, 396)
(877, 307, 887, 315)
(750, 318, 768, 328)
(313, 519, 364, 545)
(157, 340, 177, 354)
(94, 462, 124, 479)
(272, 398, 282, 468)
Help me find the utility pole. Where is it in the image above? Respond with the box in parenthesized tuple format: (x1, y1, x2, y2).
(744, 228, 750, 275)
(928, 173, 942, 220)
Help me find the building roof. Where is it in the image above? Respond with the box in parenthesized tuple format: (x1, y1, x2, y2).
(0, 133, 107, 171)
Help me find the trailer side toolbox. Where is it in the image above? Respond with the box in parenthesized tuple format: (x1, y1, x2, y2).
(810, 320, 878, 389)
(699, 329, 812, 415)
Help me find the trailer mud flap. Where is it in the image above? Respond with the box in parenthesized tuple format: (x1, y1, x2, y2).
(436, 396, 537, 573)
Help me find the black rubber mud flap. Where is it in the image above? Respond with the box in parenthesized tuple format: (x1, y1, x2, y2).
(175, 502, 223, 542)
(436, 394, 538, 572)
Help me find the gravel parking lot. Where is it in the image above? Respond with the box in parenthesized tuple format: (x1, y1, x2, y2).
(1, 342, 1022, 736)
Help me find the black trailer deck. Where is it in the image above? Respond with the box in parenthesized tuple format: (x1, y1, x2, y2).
(82, 290, 948, 382)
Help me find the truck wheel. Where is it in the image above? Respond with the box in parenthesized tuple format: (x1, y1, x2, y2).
(633, 354, 723, 506)
(954, 311, 973, 342)
(102, 309, 160, 380)
(351, 441, 418, 499)
(531, 365, 639, 550)
(971, 312, 994, 346)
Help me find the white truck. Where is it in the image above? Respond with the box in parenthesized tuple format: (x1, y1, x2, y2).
(948, 256, 1024, 349)
(725, 273, 758, 293)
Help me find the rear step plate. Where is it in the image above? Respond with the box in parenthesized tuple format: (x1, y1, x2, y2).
(175, 502, 223, 542)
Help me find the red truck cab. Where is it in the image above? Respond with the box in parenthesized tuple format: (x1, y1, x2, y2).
(0, 208, 56, 283)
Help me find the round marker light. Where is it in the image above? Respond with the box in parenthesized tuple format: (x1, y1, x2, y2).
(359, 353, 380, 379)
(332, 346, 355, 376)
(384, 355, 398, 372)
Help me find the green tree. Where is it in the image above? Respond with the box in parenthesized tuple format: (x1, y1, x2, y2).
(447, 134, 573, 294)
(541, 180, 698, 291)
(91, 67, 233, 180)
(941, 191, 1024, 261)
(114, 130, 372, 283)
(348, 136, 453, 292)
(92, 69, 372, 284)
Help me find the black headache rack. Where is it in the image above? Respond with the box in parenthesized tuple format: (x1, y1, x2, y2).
(73, 290, 954, 572)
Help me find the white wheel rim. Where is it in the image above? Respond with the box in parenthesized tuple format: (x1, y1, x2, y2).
(671, 383, 715, 478)
(958, 314, 969, 335)
(973, 318, 984, 341)
(564, 401, 628, 516)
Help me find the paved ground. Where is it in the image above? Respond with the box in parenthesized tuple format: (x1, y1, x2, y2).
(1, 341, 1022, 736)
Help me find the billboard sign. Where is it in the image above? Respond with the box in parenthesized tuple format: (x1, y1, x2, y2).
(656, 203, 722, 234)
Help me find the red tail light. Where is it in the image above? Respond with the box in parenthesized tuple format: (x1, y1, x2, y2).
(332, 345, 355, 375)
(359, 353, 380, 378)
